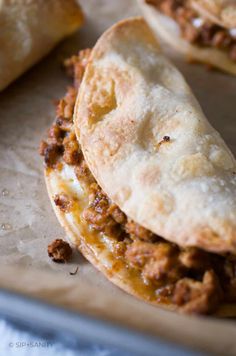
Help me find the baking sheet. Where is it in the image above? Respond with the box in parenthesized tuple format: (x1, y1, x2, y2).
(0, 289, 205, 356)
(0, 0, 236, 354)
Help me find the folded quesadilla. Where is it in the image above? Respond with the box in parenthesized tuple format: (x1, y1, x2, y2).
(0, 0, 84, 91)
(40, 18, 236, 315)
(138, 0, 236, 74)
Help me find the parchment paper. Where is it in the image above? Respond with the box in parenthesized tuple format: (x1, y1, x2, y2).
(0, 0, 236, 354)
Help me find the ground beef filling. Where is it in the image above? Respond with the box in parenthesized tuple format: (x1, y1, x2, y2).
(40, 50, 236, 314)
(146, 0, 236, 61)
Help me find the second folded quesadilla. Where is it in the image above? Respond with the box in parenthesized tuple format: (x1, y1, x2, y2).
(138, 0, 236, 74)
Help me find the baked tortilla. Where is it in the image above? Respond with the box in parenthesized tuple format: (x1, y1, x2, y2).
(41, 18, 236, 315)
(138, 0, 236, 75)
(45, 163, 236, 317)
(45, 165, 175, 311)
(75, 17, 236, 255)
(0, 0, 84, 91)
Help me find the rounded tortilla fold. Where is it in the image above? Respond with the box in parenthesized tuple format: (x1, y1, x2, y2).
(0, 0, 84, 91)
(191, 0, 236, 29)
(137, 0, 236, 75)
(45, 164, 236, 317)
(74, 17, 236, 254)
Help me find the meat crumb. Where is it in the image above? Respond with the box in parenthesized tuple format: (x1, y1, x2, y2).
(48, 239, 72, 263)
(74, 160, 95, 188)
(125, 220, 155, 241)
(39, 141, 63, 168)
(179, 247, 211, 270)
(64, 49, 92, 87)
(126, 241, 183, 283)
(62, 132, 81, 165)
(173, 270, 223, 314)
(54, 193, 73, 213)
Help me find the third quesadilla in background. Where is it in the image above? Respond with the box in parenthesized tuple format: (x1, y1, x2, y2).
(41, 17, 236, 316)
(0, 0, 84, 91)
(138, 0, 236, 74)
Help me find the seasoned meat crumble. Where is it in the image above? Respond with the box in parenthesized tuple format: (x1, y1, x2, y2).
(146, 0, 236, 62)
(40, 49, 236, 314)
(173, 270, 223, 314)
(48, 239, 72, 263)
(54, 193, 74, 213)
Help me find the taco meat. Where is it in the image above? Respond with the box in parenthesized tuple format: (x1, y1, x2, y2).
(40, 49, 236, 315)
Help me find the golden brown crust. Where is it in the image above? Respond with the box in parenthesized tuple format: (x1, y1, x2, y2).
(74, 17, 236, 254)
(0, 0, 84, 91)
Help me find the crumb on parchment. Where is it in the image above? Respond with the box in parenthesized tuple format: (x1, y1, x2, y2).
(48, 238, 72, 263)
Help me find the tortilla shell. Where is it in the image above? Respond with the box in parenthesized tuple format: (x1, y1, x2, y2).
(138, 0, 236, 75)
(45, 163, 236, 317)
(74, 17, 236, 254)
